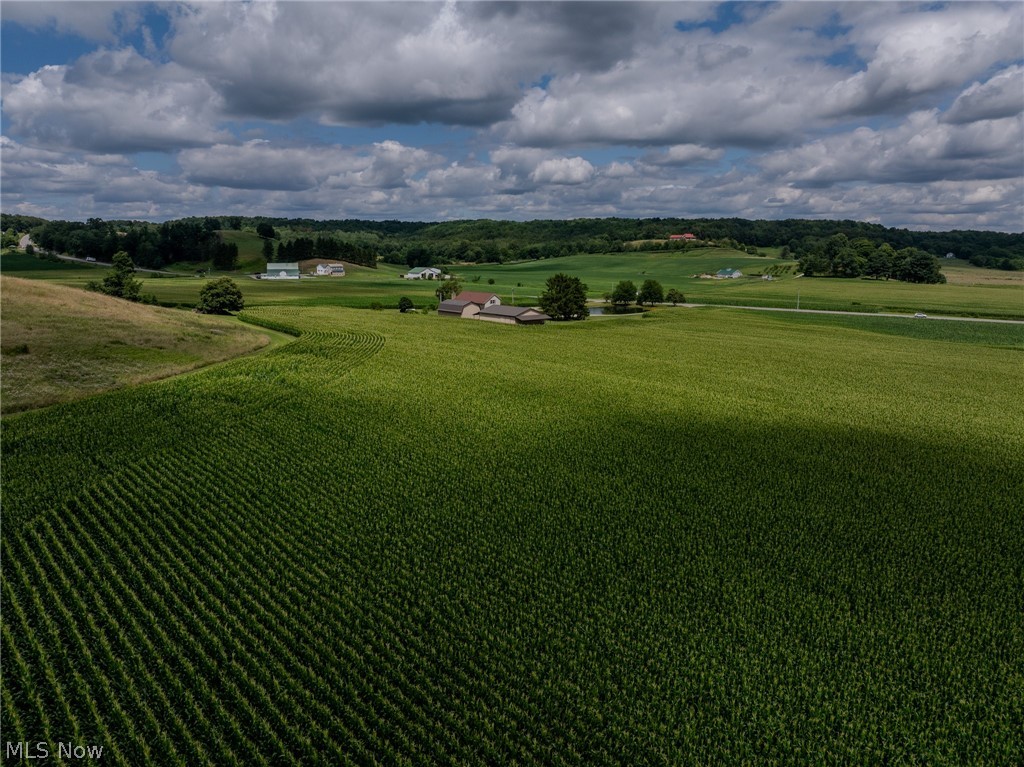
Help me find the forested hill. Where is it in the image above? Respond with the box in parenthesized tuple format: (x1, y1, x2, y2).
(3, 214, 1021, 272)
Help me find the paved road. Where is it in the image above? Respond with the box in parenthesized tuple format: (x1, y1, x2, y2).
(53, 253, 180, 276)
(688, 303, 1024, 325)
(589, 300, 1024, 325)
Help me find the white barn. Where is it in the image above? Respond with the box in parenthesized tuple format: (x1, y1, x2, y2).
(265, 262, 300, 279)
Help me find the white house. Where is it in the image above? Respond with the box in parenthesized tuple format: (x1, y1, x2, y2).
(265, 262, 300, 279)
(316, 263, 346, 276)
(716, 268, 742, 279)
(404, 267, 443, 280)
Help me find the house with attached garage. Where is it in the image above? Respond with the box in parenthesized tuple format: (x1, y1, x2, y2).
(716, 268, 743, 279)
(404, 267, 443, 280)
(316, 263, 346, 276)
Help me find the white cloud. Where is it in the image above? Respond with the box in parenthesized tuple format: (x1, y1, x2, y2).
(1, 48, 229, 152)
(530, 157, 595, 185)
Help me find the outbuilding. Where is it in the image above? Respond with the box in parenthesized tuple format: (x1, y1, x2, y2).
(266, 262, 300, 279)
(477, 305, 551, 325)
(437, 299, 480, 319)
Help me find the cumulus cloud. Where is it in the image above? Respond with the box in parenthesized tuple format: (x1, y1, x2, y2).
(178, 139, 442, 192)
(820, 3, 1024, 117)
(757, 110, 1023, 187)
(2, 1, 1022, 231)
(943, 66, 1024, 125)
(529, 157, 595, 185)
(1, 48, 229, 152)
(0, 1, 145, 44)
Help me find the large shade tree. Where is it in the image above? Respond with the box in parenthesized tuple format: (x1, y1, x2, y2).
(539, 273, 589, 321)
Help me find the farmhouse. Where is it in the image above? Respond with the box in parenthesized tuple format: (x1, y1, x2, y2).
(316, 263, 346, 276)
(454, 291, 501, 309)
(405, 267, 443, 280)
(477, 305, 551, 325)
(716, 268, 742, 279)
(265, 262, 300, 279)
(437, 299, 480, 319)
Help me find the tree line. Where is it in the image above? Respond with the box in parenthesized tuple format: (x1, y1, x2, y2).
(4, 213, 1020, 272)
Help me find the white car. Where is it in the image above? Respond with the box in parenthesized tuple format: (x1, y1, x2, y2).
(914, 312, 927, 318)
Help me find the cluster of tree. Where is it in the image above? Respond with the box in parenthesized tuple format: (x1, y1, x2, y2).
(85, 251, 151, 303)
(606, 279, 684, 308)
(274, 236, 376, 268)
(196, 278, 244, 314)
(797, 235, 946, 283)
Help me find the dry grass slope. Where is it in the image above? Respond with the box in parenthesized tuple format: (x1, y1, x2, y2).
(0, 276, 274, 414)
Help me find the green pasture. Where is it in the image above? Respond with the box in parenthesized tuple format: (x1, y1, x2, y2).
(2, 304, 1022, 764)
(6, 247, 1023, 318)
(455, 250, 1024, 318)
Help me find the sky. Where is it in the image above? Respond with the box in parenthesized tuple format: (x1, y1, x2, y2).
(1, 1, 1022, 230)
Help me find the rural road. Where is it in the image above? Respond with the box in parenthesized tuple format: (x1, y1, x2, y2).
(589, 300, 1024, 325)
(686, 303, 1024, 325)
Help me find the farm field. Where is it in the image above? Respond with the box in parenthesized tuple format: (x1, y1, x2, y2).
(2, 302, 1022, 764)
(456, 250, 1024, 318)
(6, 246, 1022, 318)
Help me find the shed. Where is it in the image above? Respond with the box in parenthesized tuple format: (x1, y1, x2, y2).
(437, 299, 480, 319)
(266, 262, 300, 279)
(477, 305, 551, 325)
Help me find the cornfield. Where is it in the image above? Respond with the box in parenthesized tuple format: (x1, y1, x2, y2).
(3, 306, 1022, 765)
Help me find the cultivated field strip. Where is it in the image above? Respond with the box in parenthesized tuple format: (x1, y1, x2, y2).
(3, 306, 1023, 764)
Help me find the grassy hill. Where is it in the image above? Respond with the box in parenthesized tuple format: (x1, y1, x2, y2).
(0, 276, 278, 414)
(2, 303, 1021, 763)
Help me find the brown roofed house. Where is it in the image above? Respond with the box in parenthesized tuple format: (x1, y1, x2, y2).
(454, 291, 501, 309)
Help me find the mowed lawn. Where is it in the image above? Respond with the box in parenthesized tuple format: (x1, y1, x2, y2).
(3, 304, 1021, 764)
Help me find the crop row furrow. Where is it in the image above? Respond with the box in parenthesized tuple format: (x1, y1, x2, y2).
(122, 446, 503, 764)
(109, 470, 374, 766)
(70, 486, 271, 766)
(56, 494, 251, 766)
(7, 535, 118, 763)
(124, 453, 457, 765)
(37, 511, 192, 765)
(85, 476, 304, 766)
(2, 619, 38, 745)
(25, 525, 152, 766)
